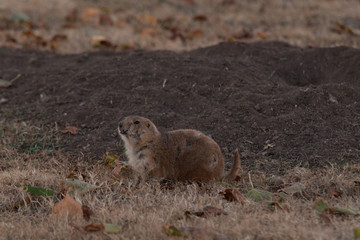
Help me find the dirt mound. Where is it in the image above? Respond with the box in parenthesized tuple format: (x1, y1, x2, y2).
(1, 42, 359, 174)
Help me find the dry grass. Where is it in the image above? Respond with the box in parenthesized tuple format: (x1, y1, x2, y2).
(0, 0, 359, 53)
(1, 120, 360, 240)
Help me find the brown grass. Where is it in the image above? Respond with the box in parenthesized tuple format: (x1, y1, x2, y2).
(0, 0, 359, 53)
(1, 120, 360, 239)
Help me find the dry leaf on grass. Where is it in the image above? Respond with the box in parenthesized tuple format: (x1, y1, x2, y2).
(112, 160, 133, 179)
(92, 35, 115, 49)
(354, 227, 360, 238)
(84, 223, 104, 232)
(52, 194, 83, 221)
(163, 225, 207, 238)
(103, 152, 120, 164)
(220, 188, 248, 204)
(326, 183, 343, 198)
(60, 126, 78, 135)
(24, 185, 54, 196)
(264, 200, 290, 212)
(82, 205, 93, 221)
(247, 188, 273, 202)
(61, 178, 98, 195)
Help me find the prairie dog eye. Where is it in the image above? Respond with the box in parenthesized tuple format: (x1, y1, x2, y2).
(134, 121, 140, 124)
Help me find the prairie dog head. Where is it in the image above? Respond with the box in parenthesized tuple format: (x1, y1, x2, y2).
(118, 116, 160, 147)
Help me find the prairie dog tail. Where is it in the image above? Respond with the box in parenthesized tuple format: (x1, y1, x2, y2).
(224, 148, 241, 181)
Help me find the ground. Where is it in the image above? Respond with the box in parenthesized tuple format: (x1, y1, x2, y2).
(0, 0, 360, 239)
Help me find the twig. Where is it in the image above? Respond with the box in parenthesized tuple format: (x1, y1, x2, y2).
(248, 172, 254, 189)
(10, 73, 21, 83)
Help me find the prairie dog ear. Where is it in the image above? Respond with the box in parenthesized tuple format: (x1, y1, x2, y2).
(147, 123, 151, 128)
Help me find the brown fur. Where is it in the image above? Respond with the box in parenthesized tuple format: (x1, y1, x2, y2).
(118, 116, 241, 182)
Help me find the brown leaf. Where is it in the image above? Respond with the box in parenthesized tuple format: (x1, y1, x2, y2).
(82, 205, 93, 221)
(193, 15, 208, 22)
(112, 160, 131, 178)
(220, 188, 248, 204)
(51, 34, 68, 41)
(92, 35, 115, 49)
(326, 183, 343, 198)
(52, 194, 83, 221)
(185, 206, 228, 218)
(257, 32, 266, 40)
(84, 223, 104, 232)
(192, 29, 203, 38)
(234, 175, 242, 182)
(60, 126, 78, 135)
(332, 21, 355, 35)
(80, 8, 101, 25)
(320, 211, 332, 225)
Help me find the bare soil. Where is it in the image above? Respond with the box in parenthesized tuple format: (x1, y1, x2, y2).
(1, 41, 359, 175)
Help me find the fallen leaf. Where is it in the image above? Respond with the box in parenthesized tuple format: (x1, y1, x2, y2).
(234, 175, 242, 182)
(163, 225, 185, 237)
(193, 15, 208, 22)
(52, 194, 83, 221)
(62, 178, 98, 194)
(80, 8, 101, 25)
(112, 160, 132, 179)
(84, 223, 104, 232)
(11, 12, 30, 22)
(313, 198, 328, 215)
(276, 191, 288, 199)
(60, 126, 78, 135)
(220, 188, 248, 204)
(282, 182, 305, 195)
(247, 189, 273, 202)
(326, 183, 343, 198)
(313, 198, 359, 216)
(104, 223, 122, 233)
(103, 152, 120, 164)
(0, 79, 12, 88)
(91, 35, 115, 49)
(192, 29, 203, 38)
(0, 98, 8, 104)
(257, 32, 266, 40)
(332, 21, 355, 35)
(332, 207, 359, 216)
(24, 185, 54, 196)
(354, 227, 360, 238)
(82, 205, 93, 221)
(264, 200, 290, 212)
(185, 206, 228, 218)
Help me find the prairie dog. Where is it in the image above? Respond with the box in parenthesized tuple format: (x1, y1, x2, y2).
(118, 116, 240, 182)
